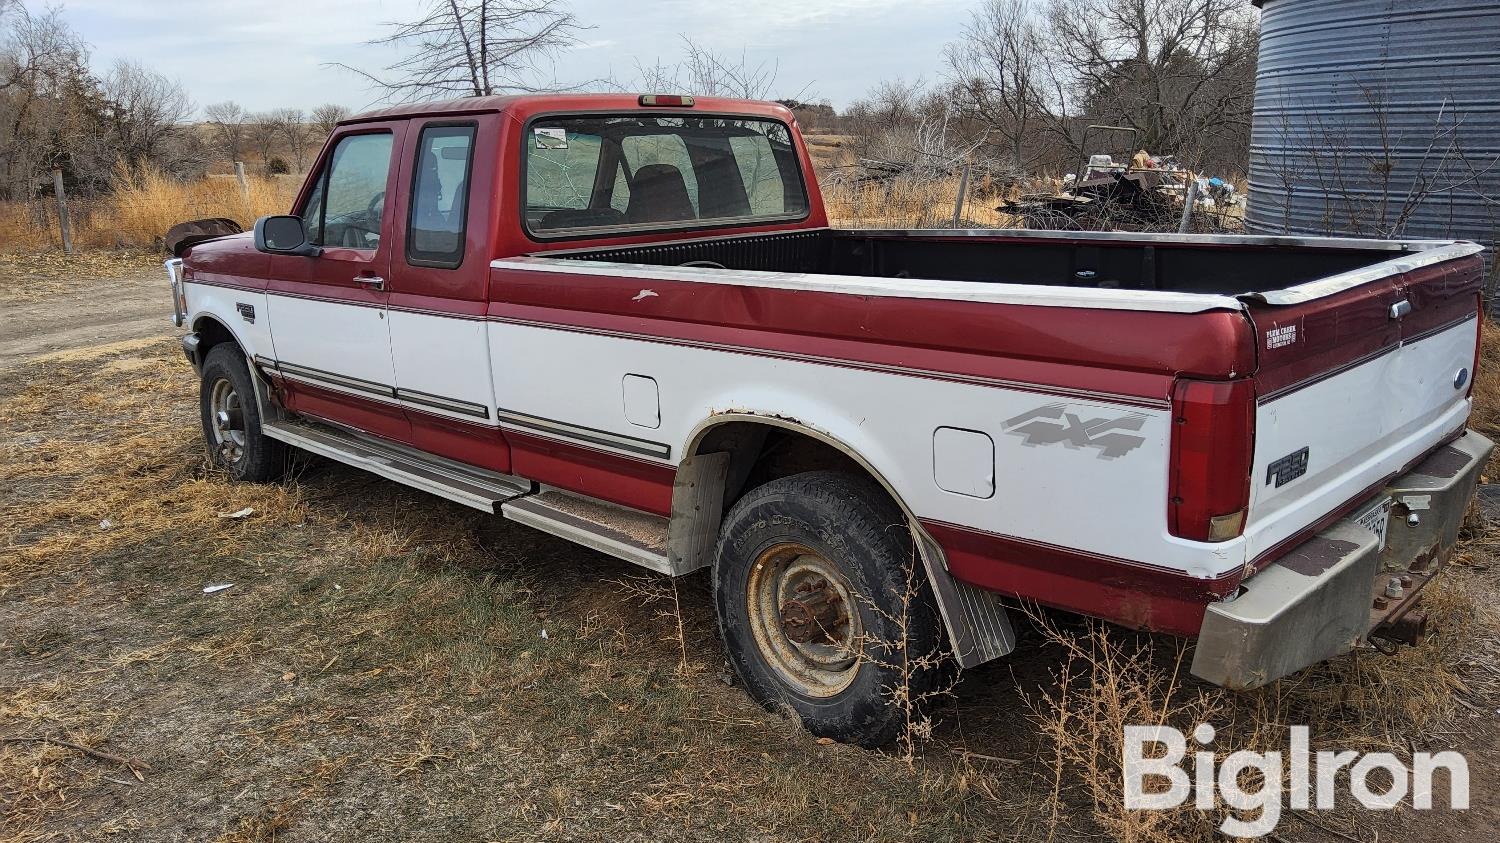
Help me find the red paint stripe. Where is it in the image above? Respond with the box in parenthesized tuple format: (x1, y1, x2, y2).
(279, 380, 412, 445)
(389, 291, 489, 319)
(186, 277, 263, 295)
(268, 382, 670, 511)
(406, 407, 512, 474)
(1246, 253, 1482, 399)
(504, 429, 675, 515)
(924, 520, 1242, 636)
(491, 313, 1172, 407)
(487, 267, 1255, 401)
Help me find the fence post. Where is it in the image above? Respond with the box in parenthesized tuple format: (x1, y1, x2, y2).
(952, 163, 971, 229)
(52, 169, 74, 255)
(1177, 177, 1200, 234)
(233, 161, 250, 202)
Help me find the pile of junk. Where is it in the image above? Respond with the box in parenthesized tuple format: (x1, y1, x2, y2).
(1001, 127, 1245, 232)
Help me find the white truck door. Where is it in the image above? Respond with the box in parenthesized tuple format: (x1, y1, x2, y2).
(264, 125, 408, 442)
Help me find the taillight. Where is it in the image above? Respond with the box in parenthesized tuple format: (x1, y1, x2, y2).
(1169, 378, 1255, 542)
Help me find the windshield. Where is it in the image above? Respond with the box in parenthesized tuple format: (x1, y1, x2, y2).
(523, 114, 809, 237)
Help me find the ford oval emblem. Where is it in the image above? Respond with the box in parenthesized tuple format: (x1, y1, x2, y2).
(1455, 367, 1470, 390)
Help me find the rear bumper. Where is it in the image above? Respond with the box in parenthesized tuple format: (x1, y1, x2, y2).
(1191, 430, 1493, 689)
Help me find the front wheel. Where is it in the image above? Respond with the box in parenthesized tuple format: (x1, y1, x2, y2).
(199, 344, 285, 482)
(713, 471, 944, 748)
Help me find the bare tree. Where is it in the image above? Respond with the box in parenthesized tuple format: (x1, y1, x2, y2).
(102, 59, 194, 171)
(267, 107, 310, 170)
(1045, 0, 1256, 166)
(631, 37, 790, 101)
(336, 0, 588, 102)
(247, 112, 281, 172)
(310, 103, 351, 139)
(0, 2, 92, 198)
(842, 79, 971, 172)
(946, 0, 1047, 173)
(204, 100, 247, 162)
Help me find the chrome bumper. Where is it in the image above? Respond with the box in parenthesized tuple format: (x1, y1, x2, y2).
(1191, 430, 1493, 690)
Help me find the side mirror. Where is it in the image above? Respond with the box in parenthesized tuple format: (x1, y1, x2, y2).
(253, 215, 322, 257)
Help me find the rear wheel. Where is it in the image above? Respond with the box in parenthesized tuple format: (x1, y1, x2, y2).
(199, 344, 285, 482)
(713, 471, 944, 747)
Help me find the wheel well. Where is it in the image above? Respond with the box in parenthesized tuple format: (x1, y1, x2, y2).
(677, 419, 1015, 671)
(692, 420, 891, 514)
(193, 315, 240, 361)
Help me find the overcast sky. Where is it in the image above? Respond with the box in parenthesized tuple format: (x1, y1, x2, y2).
(59, 0, 969, 115)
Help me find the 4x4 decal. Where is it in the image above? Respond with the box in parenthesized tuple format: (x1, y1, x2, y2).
(1003, 403, 1148, 460)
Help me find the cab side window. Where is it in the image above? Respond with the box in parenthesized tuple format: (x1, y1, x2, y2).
(407, 124, 475, 267)
(299, 132, 394, 249)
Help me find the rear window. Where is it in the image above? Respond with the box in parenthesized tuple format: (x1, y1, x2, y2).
(523, 114, 808, 237)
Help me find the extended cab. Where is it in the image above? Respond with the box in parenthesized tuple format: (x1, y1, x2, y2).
(167, 93, 1491, 746)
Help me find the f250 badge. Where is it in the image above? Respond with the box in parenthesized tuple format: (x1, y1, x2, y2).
(1003, 403, 1147, 460)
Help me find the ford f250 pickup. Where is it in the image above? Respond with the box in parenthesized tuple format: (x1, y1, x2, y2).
(166, 93, 1492, 747)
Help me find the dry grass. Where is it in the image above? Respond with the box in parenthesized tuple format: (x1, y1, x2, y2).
(1015, 319, 1500, 842)
(1468, 321, 1500, 477)
(1021, 573, 1495, 843)
(0, 250, 161, 303)
(823, 174, 1029, 229)
(0, 165, 299, 253)
(0, 336, 1037, 842)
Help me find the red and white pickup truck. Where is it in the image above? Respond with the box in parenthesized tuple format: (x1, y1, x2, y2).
(166, 93, 1491, 746)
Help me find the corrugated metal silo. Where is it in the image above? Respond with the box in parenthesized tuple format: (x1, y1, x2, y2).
(1247, 0, 1500, 267)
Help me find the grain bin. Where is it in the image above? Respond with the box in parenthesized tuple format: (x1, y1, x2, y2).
(1247, 0, 1500, 269)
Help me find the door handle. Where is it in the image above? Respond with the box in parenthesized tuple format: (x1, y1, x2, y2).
(354, 274, 385, 291)
(1390, 299, 1412, 319)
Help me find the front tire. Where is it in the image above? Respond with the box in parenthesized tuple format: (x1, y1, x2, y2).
(713, 471, 944, 748)
(199, 344, 285, 482)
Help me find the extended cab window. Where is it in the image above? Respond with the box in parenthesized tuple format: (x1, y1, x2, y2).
(407, 124, 475, 267)
(523, 115, 808, 236)
(300, 132, 394, 249)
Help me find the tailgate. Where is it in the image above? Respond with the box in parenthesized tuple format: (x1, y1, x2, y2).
(1241, 251, 1483, 568)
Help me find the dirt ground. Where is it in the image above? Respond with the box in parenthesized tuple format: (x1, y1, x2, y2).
(4, 253, 1500, 842)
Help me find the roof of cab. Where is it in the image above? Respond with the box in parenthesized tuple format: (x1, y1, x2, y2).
(345, 92, 796, 125)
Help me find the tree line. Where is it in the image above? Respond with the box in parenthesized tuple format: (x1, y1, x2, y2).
(2, 0, 1259, 205)
(834, 0, 1258, 182)
(0, 2, 351, 202)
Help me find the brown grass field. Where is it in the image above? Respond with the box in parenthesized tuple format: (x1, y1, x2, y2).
(0, 169, 300, 253)
(2, 247, 1500, 840)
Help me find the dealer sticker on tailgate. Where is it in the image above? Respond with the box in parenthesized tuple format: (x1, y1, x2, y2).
(1353, 498, 1392, 551)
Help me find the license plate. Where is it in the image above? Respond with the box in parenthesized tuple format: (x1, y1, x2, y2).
(1353, 499, 1391, 550)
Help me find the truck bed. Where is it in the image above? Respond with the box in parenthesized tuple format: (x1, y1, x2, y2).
(543, 227, 1472, 297)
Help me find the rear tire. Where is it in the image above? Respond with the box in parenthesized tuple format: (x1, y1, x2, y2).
(199, 344, 285, 482)
(713, 470, 944, 748)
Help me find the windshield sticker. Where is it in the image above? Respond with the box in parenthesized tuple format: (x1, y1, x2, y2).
(533, 127, 568, 150)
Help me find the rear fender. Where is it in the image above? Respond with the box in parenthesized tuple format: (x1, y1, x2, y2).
(677, 411, 1016, 668)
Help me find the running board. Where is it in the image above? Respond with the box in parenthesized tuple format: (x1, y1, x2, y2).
(501, 488, 681, 575)
(260, 418, 530, 512)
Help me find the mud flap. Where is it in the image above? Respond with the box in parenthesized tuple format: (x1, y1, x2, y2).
(914, 529, 1017, 668)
